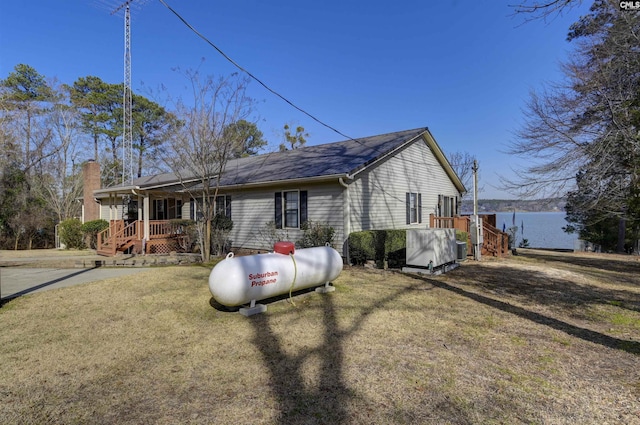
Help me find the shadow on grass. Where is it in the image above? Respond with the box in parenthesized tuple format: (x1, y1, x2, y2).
(244, 274, 472, 424)
(0, 266, 98, 306)
(451, 259, 640, 314)
(410, 273, 640, 355)
(518, 249, 640, 287)
(523, 249, 640, 276)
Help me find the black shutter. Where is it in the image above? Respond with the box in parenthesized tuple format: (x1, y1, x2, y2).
(418, 193, 422, 224)
(275, 192, 282, 229)
(300, 190, 308, 226)
(225, 195, 231, 219)
(406, 193, 410, 225)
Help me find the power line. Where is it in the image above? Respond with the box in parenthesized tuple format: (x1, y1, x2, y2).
(157, 0, 356, 143)
(154, 0, 468, 185)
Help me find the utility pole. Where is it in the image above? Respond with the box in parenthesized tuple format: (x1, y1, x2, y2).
(112, 1, 135, 186)
(472, 160, 482, 261)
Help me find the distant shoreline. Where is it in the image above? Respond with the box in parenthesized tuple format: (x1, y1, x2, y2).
(461, 198, 566, 213)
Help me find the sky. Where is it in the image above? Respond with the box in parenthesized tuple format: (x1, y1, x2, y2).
(0, 0, 592, 198)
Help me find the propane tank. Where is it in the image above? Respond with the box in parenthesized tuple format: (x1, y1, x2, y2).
(209, 244, 343, 307)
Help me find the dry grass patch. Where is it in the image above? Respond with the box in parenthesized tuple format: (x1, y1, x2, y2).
(0, 249, 95, 259)
(0, 251, 639, 424)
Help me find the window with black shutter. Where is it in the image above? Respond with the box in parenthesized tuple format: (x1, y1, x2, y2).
(275, 190, 307, 229)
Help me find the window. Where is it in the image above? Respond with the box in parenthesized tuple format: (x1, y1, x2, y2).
(215, 195, 232, 218)
(154, 198, 183, 220)
(153, 199, 167, 220)
(438, 195, 457, 217)
(406, 192, 422, 224)
(275, 190, 307, 229)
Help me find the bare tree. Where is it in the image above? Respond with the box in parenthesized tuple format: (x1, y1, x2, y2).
(505, 0, 640, 250)
(510, 0, 584, 22)
(33, 86, 84, 223)
(447, 151, 476, 200)
(165, 70, 256, 261)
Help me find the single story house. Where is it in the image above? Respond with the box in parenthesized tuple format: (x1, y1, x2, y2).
(85, 127, 466, 258)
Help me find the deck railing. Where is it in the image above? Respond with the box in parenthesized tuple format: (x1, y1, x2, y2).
(429, 215, 471, 233)
(429, 214, 509, 258)
(97, 219, 192, 256)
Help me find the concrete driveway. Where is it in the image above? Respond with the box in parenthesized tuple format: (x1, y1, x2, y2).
(0, 267, 149, 301)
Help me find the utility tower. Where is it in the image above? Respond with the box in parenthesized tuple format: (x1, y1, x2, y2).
(111, 0, 135, 186)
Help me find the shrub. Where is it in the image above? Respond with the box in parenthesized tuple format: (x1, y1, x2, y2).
(298, 220, 335, 248)
(348, 230, 406, 267)
(81, 219, 109, 249)
(60, 218, 85, 249)
(252, 221, 291, 249)
(169, 219, 197, 252)
(211, 214, 233, 255)
(455, 230, 469, 243)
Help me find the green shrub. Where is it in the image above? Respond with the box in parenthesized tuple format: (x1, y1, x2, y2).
(298, 220, 335, 248)
(455, 230, 469, 243)
(60, 218, 85, 249)
(348, 230, 406, 268)
(81, 219, 109, 249)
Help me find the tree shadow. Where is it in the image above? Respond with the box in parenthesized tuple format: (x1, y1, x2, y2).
(449, 259, 640, 314)
(0, 267, 98, 305)
(246, 275, 437, 424)
(520, 249, 640, 285)
(408, 273, 640, 355)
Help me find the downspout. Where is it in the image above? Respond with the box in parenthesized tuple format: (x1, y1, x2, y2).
(339, 174, 353, 264)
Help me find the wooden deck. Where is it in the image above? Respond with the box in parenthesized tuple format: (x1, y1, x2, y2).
(429, 214, 509, 258)
(97, 220, 191, 256)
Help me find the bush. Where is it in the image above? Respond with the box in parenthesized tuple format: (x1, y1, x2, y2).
(81, 219, 109, 249)
(211, 214, 233, 255)
(169, 219, 197, 252)
(252, 221, 291, 249)
(298, 220, 335, 248)
(60, 218, 85, 249)
(348, 230, 406, 268)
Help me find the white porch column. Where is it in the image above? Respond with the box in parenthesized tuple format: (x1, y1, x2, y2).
(143, 195, 150, 240)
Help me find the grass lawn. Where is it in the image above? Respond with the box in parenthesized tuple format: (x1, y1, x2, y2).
(0, 249, 639, 424)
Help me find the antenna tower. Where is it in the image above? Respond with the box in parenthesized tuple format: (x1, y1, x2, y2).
(112, 1, 135, 186)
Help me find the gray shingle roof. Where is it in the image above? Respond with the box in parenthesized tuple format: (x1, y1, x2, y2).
(132, 127, 429, 190)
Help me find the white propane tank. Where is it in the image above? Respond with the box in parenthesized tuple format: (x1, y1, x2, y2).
(209, 245, 343, 307)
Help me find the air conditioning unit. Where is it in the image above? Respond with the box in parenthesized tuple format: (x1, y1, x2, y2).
(456, 241, 467, 261)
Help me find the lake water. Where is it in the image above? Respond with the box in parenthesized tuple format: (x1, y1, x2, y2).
(493, 212, 578, 250)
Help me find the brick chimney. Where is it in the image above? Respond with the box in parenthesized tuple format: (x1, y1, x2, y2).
(82, 160, 101, 223)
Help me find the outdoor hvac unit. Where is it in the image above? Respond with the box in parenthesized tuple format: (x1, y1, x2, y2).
(456, 241, 468, 261)
(406, 229, 457, 269)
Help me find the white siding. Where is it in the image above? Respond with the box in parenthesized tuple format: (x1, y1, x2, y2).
(226, 183, 344, 251)
(99, 200, 123, 220)
(348, 137, 460, 232)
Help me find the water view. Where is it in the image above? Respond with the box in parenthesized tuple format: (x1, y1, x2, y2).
(493, 211, 578, 250)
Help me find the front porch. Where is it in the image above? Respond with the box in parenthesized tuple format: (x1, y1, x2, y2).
(429, 214, 510, 258)
(97, 220, 192, 256)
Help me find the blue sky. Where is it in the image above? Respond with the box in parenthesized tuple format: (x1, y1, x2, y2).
(0, 0, 590, 198)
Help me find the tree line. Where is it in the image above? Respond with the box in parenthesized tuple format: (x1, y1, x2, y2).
(0, 64, 268, 251)
(506, 0, 640, 253)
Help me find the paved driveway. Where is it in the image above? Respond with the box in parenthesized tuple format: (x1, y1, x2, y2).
(0, 267, 149, 301)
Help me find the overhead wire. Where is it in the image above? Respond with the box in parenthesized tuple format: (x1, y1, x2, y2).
(156, 0, 469, 189)
(157, 0, 357, 143)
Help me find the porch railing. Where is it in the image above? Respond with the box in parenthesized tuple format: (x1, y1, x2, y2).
(429, 214, 509, 258)
(97, 219, 192, 256)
